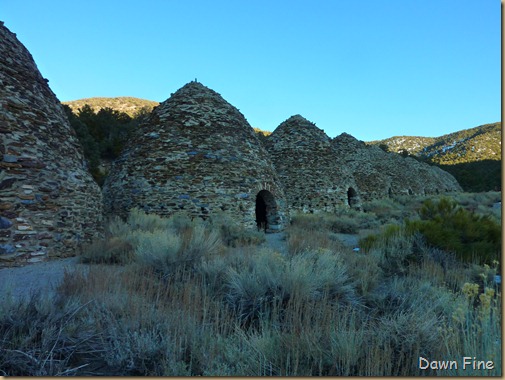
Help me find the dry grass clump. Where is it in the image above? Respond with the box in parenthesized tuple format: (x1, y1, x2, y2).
(207, 212, 266, 247)
(80, 236, 133, 264)
(289, 210, 379, 234)
(286, 213, 352, 254)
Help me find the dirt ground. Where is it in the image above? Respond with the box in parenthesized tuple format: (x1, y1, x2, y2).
(0, 257, 88, 303)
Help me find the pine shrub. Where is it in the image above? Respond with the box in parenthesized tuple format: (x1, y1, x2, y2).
(406, 198, 500, 264)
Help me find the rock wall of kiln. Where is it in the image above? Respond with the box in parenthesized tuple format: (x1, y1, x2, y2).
(0, 23, 103, 263)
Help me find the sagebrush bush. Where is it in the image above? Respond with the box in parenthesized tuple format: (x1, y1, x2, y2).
(80, 236, 134, 264)
(127, 208, 172, 232)
(345, 251, 383, 297)
(208, 211, 266, 247)
(225, 248, 358, 325)
(106, 215, 131, 238)
(134, 230, 183, 276)
(219, 224, 265, 247)
(184, 225, 222, 259)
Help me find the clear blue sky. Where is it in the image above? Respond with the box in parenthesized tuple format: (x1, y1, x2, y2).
(2, 0, 500, 141)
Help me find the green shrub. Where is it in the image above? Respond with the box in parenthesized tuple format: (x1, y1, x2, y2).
(361, 198, 501, 266)
(406, 198, 501, 264)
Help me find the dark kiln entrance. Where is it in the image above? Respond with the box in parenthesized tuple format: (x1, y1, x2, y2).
(347, 187, 361, 210)
(255, 190, 279, 232)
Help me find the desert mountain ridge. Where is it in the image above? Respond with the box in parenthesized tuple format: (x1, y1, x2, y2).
(368, 122, 501, 164)
(63, 97, 159, 118)
(62, 98, 500, 157)
(368, 122, 501, 192)
(61, 96, 501, 192)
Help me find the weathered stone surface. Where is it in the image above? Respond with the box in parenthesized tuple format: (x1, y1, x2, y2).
(0, 217, 13, 229)
(264, 115, 362, 213)
(0, 243, 15, 255)
(0, 23, 103, 264)
(330, 133, 462, 200)
(103, 81, 288, 231)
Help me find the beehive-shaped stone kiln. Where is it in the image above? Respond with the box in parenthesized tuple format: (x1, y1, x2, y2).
(0, 22, 103, 263)
(103, 81, 288, 231)
(265, 115, 362, 213)
(331, 133, 462, 200)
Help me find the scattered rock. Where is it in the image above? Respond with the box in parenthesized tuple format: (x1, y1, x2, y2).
(0, 244, 15, 255)
(0, 217, 13, 229)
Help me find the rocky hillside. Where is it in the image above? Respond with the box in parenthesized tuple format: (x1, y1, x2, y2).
(63, 97, 158, 117)
(369, 122, 501, 164)
(368, 122, 501, 192)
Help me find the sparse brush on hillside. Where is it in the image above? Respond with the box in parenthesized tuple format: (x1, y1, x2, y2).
(63, 97, 158, 118)
(369, 123, 502, 192)
(63, 104, 148, 186)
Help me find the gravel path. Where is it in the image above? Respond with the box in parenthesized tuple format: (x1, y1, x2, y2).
(260, 231, 359, 253)
(0, 257, 88, 303)
(261, 231, 289, 254)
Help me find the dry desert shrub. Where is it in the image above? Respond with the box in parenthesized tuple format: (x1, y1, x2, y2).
(224, 248, 359, 327)
(80, 236, 134, 264)
(211, 213, 265, 247)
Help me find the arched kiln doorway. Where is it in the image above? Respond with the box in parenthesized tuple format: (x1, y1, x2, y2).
(347, 187, 358, 208)
(255, 190, 279, 232)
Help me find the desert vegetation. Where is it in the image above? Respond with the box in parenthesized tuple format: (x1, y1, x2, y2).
(0, 192, 501, 376)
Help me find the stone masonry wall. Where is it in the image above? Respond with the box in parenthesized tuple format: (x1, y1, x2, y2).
(331, 133, 462, 201)
(103, 81, 288, 231)
(0, 22, 103, 264)
(265, 115, 362, 213)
